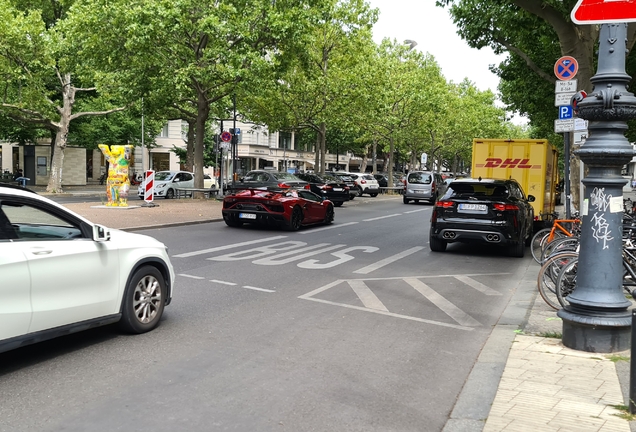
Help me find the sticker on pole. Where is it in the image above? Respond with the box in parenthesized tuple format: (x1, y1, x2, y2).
(571, 0, 636, 25)
(554, 56, 579, 80)
(144, 170, 155, 203)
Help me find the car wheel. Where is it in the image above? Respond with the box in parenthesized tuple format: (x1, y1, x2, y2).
(509, 240, 525, 258)
(429, 231, 447, 252)
(119, 266, 165, 334)
(429, 193, 438, 204)
(403, 196, 410, 204)
(357, 186, 364, 197)
(324, 204, 334, 225)
(370, 193, 378, 197)
(349, 195, 355, 201)
(334, 201, 343, 207)
(139, 196, 144, 200)
(224, 214, 243, 227)
(524, 229, 533, 247)
(166, 188, 175, 199)
(287, 206, 303, 231)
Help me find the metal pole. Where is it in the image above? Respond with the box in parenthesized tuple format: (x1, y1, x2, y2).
(232, 94, 237, 186)
(631, 310, 636, 414)
(219, 120, 224, 197)
(564, 131, 571, 218)
(557, 23, 636, 352)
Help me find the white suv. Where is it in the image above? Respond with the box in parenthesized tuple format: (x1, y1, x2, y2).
(0, 183, 175, 354)
(346, 173, 380, 197)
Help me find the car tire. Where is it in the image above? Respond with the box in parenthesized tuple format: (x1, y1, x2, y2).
(357, 186, 364, 197)
(403, 196, 409, 204)
(524, 229, 533, 247)
(429, 193, 438, 204)
(429, 232, 447, 252)
(334, 201, 343, 207)
(287, 206, 303, 231)
(349, 195, 355, 201)
(370, 193, 378, 197)
(509, 240, 525, 258)
(166, 188, 175, 199)
(224, 214, 243, 227)
(139, 196, 144, 200)
(324, 204, 334, 225)
(119, 266, 166, 334)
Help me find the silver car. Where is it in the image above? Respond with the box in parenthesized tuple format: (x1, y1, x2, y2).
(403, 171, 447, 204)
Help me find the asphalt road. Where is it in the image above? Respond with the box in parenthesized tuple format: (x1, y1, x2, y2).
(0, 196, 532, 432)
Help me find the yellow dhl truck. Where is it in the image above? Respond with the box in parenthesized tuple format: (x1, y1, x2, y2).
(471, 138, 558, 228)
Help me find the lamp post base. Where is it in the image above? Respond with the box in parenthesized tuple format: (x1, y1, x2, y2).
(560, 308, 631, 352)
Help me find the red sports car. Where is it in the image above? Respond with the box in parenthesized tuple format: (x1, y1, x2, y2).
(222, 188, 335, 230)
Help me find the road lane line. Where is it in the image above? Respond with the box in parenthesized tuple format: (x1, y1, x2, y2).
(404, 278, 482, 327)
(173, 235, 287, 258)
(404, 209, 428, 214)
(348, 280, 389, 311)
(297, 221, 358, 234)
(210, 280, 237, 286)
(454, 275, 502, 296)
(243, 286, 276, 293)
(252, 244, 345, 265)
(178, 274, 205, 280)
(363, 214, 401, 222)
(353, 247, 424, 274)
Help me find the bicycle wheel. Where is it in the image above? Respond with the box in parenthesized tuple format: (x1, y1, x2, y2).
(531, 228, 552, 264)
(537, 252, 579, 310)
(541, 236, 580, 263)
(556, 258, 578, 307)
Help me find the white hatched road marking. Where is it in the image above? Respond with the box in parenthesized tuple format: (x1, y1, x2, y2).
(210, 280, 237, 286)
(348, 280, 389, 311)
(453, 275, 502, 296)
(297, 221, 358, 234)
(363, 214, 402, 222)
(173, 235, 287, 258)
(403, 208, 429, 214)
(403, 278, 482, 327)
(178, 274, 205, 280)
(353, 247, 424, 274)
(243, 286, 276, 293)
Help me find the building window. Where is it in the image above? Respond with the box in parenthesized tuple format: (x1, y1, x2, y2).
(159, 123, 169, 138)
(278, 131, 292, 150)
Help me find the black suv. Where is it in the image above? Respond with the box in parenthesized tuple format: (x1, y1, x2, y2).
(429, 178, 535, 257)
(295, 173, 350, 207)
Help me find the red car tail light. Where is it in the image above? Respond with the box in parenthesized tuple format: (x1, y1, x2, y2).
(320, 185, 333, 191)
(437, 201, 454, 208)
(304, 184, 311, 190)
(277, 183, 291, 188)
(493, 203, 519, 211)
(360, 180, 367, 184)
(431, 181, 436, 191)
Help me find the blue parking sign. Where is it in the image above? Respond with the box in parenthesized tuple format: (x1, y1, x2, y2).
(559, 105, 573, 119)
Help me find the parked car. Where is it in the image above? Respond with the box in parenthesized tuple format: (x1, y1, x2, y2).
(346, 173, 380, 197)
(204, 174, 218, 189)
(403, 171, 447, 204)
(429, 178, 535, 258)
(236, 170, 308, 190)
(0, 183, 174, 354)
(374, 173, 405, 193)
(137, 170, 194, 199)
(326, 172, 357, 200)
(295, 173, 350, 207)
(222, 188, 334, 231)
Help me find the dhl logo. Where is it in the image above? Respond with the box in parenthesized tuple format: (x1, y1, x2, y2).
(481, 158, 534, 169)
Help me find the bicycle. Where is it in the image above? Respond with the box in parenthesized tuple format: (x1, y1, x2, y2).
(537, 252, 579, 310)
(531, 215, 581, 264)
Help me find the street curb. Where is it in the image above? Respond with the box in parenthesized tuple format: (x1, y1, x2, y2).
(121, 218, 224, 232)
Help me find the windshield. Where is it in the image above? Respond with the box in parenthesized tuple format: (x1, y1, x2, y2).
(407, 172, 432, 184)
(273, 172, 302, 181)
(449, 183, 508, 198)
(155, 172, 174, 181)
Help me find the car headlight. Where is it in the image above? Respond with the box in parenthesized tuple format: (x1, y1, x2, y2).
(156, 183, 167, 189)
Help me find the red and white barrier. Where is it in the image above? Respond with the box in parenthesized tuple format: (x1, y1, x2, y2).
(144, 170, 155, 203)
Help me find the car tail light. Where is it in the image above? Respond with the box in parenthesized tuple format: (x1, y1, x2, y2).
(277, 183, 291, 188)
(431, 181, 436, 192)
(304, 184, 311, 190)
(321, 185, 333, 190)
(360, 180, 367, 184)
(437, 201, 454, 208)
(403, 179, 406, 185)
(345, 186, 350, 191)
(493, 203, 519, 211)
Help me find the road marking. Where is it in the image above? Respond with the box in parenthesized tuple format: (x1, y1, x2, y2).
(173, 235, 287, 258)
(178, 274, 205, 280)
(403, 278, 481, 327)
(404, 208, 428, 214)
(454, 275, 502, 296)
(210, 280, 237, 286)
(297, 221, 358, 234)
(348, 280, 389, 311)
(243, 286, 276, 293)
(252, 244, 345, 265)
(353, 247, 424, 274)
(363, 214, 401, 222)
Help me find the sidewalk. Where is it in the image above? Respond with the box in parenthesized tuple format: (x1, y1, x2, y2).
(36, 184, 636, 432)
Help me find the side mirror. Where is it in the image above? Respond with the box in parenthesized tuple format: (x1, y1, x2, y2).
(92, 224, 111, 242)
(174, 178, 180, 182)
(527, 195, 536, 202)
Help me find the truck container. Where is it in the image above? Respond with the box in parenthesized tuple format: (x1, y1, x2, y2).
(472, 138, 558, 228)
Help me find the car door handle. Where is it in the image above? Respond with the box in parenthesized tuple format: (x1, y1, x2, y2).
(30, 249, 53, 255)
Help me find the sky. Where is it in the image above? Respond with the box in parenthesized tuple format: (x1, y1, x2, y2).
(366, 0, 507, 93)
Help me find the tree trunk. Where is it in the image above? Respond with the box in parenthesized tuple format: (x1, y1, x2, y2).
(46, 73, 75, 193)
(361, 145, 369, 174)
(318, 122, 326, 174)
(186, 118, 195, 172)
(372, 139, 377, 173)
(193, 90, 210, 192)
(388, 137, 395, 187)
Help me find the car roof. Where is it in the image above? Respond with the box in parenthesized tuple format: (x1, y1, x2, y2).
(450, 178, 510, 185)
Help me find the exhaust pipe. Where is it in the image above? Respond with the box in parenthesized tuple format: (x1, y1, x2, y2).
(486, 234, 500, 242)
(443, 231, 456, 239)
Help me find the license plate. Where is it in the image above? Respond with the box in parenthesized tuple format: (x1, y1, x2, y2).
(415, 190, 426, 194)
(458, 203, 487, 212)
(369, 185, 378, 189)
(332, 188, 342, 191)
(239, 213, 257, 219)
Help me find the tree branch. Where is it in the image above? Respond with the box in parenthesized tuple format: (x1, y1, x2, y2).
(69, 105, 127, 121)
(494, 37, 554, 84)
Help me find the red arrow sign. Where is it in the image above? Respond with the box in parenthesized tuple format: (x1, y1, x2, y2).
(572, 0, 636, 24)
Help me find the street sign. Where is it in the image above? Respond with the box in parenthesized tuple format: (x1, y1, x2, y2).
(554, 56, 579, 80)
(221, 131, 232, 142)
(559, 105, 574, 120)
(555, 80, 577, 93)
(420, 153, 428, 165)
(220, 142, 231, 151)
(572, 0, 636, 25)
(575, 118, 588, 131)
(555, 119, 575, 133)
(555, 92, 576, 106)
(574, 131, 588, 144)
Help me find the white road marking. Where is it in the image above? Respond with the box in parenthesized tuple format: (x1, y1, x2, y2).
(404, 209, 428, 214)
(454, 275, 502, 296)
(173, 235, 287, 258)
(353, 247, 424, 274)
(243, 286, 276, 293)
(348, 280, 389, 311)
(178, 274, 205, 280)
(210, 280, 237, 286)
(363, 214, 402, 222)
(404, 278, 482, 327)
(252, 244, 345, 265)
(297, 221, 358, 234)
